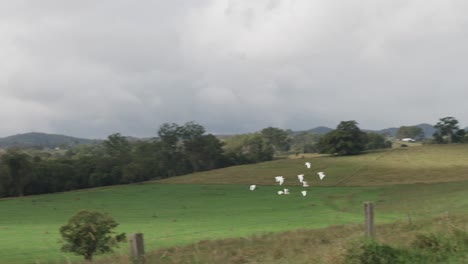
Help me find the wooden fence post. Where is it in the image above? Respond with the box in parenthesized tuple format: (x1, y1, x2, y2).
(364, 202, 374, 238)
(129, 233, 145, 263)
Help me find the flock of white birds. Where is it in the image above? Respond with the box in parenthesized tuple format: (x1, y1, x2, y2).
(249, 161, 326, 196)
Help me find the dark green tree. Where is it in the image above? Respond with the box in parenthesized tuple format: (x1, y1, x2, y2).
(224, 133, 274, 164)
(103, 133, 131, 163)
(184, 134, 225, 172)
(453, 129, 466, 143)
(434, 117, 461, 143)
(158, 123, 182, 146)
(156, 123, 189, 177)
(260, 127, 291, 152)
(0, 164, 11, 197)
(317, 121, 368, 156)
(101, 133, 133, 184)
(179, 121, 205, 141)
(0, 149, 31, 196)
(60, 210, 125, 261)
(366, 132, 392, 150)
(289, 131, 321, 153)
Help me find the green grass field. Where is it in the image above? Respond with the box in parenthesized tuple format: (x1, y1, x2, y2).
(1, 144, 468, 263)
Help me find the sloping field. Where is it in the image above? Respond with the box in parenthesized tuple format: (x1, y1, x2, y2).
(0, 144, 468, 263)
(157, 144, 468, 186)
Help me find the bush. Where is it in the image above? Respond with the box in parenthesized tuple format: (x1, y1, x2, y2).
(60, 210, 126, 261)
(344, 239, 431, 264)
(344, 231, 468, 264)
(345, 240, 406, 264)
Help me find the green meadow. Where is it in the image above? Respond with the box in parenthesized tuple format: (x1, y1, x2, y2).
(1, 144, 468, 263)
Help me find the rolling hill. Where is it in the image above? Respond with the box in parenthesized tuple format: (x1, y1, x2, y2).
(292, 123, 438, 138)
(0, 132, 99, 149)
(1, 144, 468, 263)
(369, 123, 436, 138)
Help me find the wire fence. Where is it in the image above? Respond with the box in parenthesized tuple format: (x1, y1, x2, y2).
(1, 207, 462, 263)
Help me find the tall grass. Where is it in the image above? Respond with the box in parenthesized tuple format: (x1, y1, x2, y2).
(74, 215, 468, 264)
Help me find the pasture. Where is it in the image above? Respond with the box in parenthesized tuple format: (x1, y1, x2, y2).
(1, 144, 468, 263)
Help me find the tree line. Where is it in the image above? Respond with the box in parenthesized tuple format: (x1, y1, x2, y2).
(0, 122, 285, 198)
(316, 116, 468, 157)
(3, 117, 461, 198)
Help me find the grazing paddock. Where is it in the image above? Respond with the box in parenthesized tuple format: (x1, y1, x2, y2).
(1, 144, 468, 263)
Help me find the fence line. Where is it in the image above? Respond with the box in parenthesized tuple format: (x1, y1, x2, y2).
(0, 207, 462, 262)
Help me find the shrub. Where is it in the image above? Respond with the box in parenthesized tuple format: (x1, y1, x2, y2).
(60, 210, 126, 261)
(344, 240, 406, 264)
(344, 239, 432, 264)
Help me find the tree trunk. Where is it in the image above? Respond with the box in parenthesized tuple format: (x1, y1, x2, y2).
(84, 253, 93, 262)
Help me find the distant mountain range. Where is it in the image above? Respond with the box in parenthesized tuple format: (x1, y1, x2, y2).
(0, 132, 99, 149)
(306, 126, 333, 134)
(0, 124, 465, 149)
(297, 123, 439, 138)
(373, 123, 437, 138)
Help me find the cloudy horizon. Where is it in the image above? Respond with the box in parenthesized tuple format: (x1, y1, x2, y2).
(1, 0, 468, 138)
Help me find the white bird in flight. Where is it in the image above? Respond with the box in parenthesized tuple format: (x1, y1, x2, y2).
(297, 174, 304, 183)
(317, 172, 326, 180)
(302, 181, 309, 187)
(249, 185, 256, 191)
(275, 176, 285, 185)
(301, 190, 307, 197)
(305, 162, 311, 169)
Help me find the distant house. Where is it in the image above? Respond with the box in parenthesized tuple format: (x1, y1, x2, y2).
(401, 138, 416, 142)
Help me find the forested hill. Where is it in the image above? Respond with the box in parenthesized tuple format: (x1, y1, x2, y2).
(294, 123, 436, 137)
(0, 132, 99, 149)
(373, 123, 435, 138)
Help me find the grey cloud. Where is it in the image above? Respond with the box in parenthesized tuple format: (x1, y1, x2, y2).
(1, 0, 468, 138)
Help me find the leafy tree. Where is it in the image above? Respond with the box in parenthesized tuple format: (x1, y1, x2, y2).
(179, 121, 205, 141)
(101, 133, 133, 184)
(158, 123, 182, 146)
(260, 127, 291, 152)
(289, 131, 321, 153)
(0, 164, 11, 197)
(27, 160, 77, 195)
(60, 210, 125, 261)
(396, 126, 424, 140)
(434, 117, 462, 143)
(240, 134, 274, 162)
(366, 132, 392, 150)
(0, 149, 31, 196)
(317, 121, 368, 156)
(224, 133, 274, 164)
(103, 133, 131, 163)
(184, 134, 225, 172)
(453, 128, 466, 143)
(156, 123, 190, 177)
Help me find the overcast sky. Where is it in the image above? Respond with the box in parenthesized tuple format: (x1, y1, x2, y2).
(1, 0, 467, 138)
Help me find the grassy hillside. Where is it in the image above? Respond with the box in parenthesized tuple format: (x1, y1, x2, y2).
(1, 144, 468, 263)
(157, 144, 468, 186)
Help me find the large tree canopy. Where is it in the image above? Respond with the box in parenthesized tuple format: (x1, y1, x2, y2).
(317, 121, 368, 156)
(0, 149, 31, 196)
(260, 127, 291, 152)
(433, 117, 465, 143)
